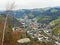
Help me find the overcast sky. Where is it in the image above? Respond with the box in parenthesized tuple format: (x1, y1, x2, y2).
(0, 0, 60, 10)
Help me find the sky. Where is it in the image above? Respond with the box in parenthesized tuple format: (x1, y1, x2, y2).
(0, 0, 60, 10)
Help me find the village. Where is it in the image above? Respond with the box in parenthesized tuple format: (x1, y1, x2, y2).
(0, 0, 60, 45)
(12, 15, 60, 45)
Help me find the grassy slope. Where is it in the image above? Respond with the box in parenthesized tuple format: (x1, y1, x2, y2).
(50, 18, 60, 35)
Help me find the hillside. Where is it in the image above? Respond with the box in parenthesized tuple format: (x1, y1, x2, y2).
(49, 17, 60, 26)
(0, 7, 59, 23)
(50, 18, 60, 35)
(53, 25, 60, 35)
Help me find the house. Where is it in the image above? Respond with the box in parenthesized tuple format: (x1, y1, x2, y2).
(12, 27, 24, 33)
(55, 41, 60, 45)
(38, 37, 43, 41)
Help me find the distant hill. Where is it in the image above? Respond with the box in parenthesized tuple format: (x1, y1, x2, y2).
(0, 7, 60, 18)
(0, 7, 60, 23)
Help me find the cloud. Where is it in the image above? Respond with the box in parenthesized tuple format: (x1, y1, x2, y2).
(0, 0, 60, 10)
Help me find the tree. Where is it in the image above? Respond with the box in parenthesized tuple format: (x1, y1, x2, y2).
(1, 2, 15, 45)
